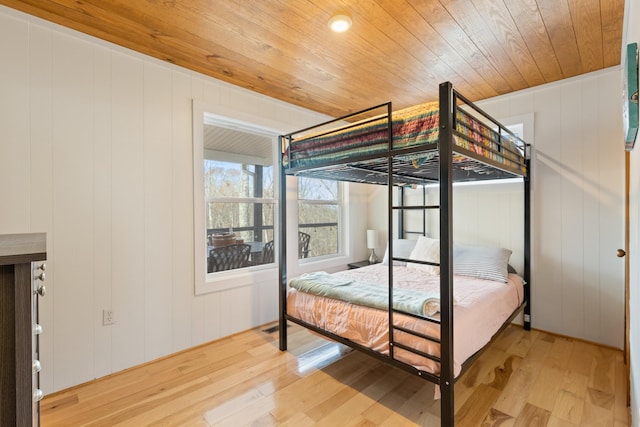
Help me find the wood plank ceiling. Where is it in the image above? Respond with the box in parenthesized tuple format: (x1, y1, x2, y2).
(0, 0, 625, 118)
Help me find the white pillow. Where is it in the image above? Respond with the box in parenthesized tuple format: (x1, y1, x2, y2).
(406, 236, 440, 275)
(381, 239, 417, 266)
(453, 245, 512, 282)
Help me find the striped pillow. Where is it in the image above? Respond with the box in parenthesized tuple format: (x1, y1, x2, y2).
(453, 245, 512, 283)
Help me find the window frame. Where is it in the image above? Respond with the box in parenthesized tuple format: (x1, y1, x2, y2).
(193, 100, 281, 295)
(204, 158, 277, 261)
(297, 177, 345, 261)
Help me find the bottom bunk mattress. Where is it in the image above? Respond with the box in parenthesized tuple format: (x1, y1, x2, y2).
(287, 264, 524, 377)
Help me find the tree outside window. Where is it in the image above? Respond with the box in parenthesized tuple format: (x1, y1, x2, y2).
(298, 177, 342, 258)
(204, 125, 276, 273)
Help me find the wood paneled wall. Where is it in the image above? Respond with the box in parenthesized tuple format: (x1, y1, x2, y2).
(0, 6, 371, 394)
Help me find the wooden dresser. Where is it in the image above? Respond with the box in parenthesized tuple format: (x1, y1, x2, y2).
(0, 233, 46, 427)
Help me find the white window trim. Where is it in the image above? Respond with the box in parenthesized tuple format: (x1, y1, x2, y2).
(295, 179, 351, 271)
(207, 196, 278, 204)
(193, 100, 283, 296)
(423, 112, 534, 189)
(298, 180, 345, 260)
(193, 101, 357, 294)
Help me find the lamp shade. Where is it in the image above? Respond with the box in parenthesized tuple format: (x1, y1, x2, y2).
(366, 229, 378, 249)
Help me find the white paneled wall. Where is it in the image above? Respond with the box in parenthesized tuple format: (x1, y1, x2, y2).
(0, 12, 30, 232)
(379, 182, 526, 273)
(0, 6, 371, 394)
(432, 182, 525, 274)
(369, 69, 625, 349)
(480, 70, 625, 349)
(426, 71, 625, 348)
(52, 30, 97, 390)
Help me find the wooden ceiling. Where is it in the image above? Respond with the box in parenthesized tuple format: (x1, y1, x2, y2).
(1, 0, 626, 118)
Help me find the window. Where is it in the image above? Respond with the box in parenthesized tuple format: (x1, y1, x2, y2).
(193, 101, 294, 295)
(297, 177, 342, 259)
(205, 159, 275, 272)
(201, 116, 277, 274)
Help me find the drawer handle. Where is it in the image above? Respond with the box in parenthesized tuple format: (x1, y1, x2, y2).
(33, 360, 41, 374)
(35, 271, 45, 282)
(33, 389, 44, 402)
(34, 324, 43, 335)
(35, 285, 46, 297)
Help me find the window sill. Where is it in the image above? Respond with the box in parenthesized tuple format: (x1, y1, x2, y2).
(296, 254, 351, 274)
(195, 254, 353, 296)
(196, 264, 278, 295)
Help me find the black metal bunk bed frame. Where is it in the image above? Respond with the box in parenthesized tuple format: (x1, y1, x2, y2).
(277, 81, 531, 426)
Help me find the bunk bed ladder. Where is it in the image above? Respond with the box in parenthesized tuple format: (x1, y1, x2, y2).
(438, 81, 455, 427)
(390, 309, 443, 367)
(385, 83, 455, 427)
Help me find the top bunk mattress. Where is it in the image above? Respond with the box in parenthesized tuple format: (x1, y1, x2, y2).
(282, 100, 527, 182)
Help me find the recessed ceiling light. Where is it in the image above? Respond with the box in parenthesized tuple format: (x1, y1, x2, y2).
(328, 13, 352, 33)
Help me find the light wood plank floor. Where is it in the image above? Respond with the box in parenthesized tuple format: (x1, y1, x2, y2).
(41, 323, 630, 426)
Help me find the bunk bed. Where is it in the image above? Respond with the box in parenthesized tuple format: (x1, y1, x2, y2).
(277, 82, 531, 426)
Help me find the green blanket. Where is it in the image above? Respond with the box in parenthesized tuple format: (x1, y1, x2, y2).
(289, 271, 440, 316)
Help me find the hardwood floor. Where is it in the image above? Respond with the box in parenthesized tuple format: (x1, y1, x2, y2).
(41, 323, 630, 426)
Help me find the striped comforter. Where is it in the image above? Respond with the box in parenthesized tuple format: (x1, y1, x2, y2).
(283, 100, 525, 174)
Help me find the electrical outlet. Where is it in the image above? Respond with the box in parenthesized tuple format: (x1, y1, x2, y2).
(103, 309, 115, 326)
